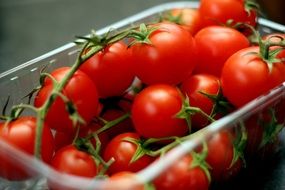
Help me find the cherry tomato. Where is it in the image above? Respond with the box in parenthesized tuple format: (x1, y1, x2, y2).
(105, 171, 145, 190)
(221, 46, 285, 107)
(206, 130, 242, 181)
(180, 74, 221, 130)
(194, 26, 250, 77)
(51, 145, 97, 178)
(199, 0, 257, 28)
(34, 67, 99, 133)
(131, 84, 188, 138)
(103, 132, 153, 175)
(153, 154, 209, 190)
(164, 8, 202, 35)
(0, 117, 54, 180)
(130, 22, 197, 85)
(80, 41, 135, 98)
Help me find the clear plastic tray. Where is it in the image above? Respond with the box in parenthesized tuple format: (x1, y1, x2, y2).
(1, 1, 285, 189)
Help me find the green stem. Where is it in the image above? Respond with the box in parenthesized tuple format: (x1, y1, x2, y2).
(185, 107, 216, 123)
(95, 113, 130, 135)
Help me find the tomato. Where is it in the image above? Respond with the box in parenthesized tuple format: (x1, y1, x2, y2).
(180, 74, 221, 130)
(51, 145, 97, 178)
(105, 171, 145, 190)
(221, 46, 285, 107)
(103, 132, 153, 175)
(131, 84, 188, 138)
(153, 154, 209, 190)
(206, 130, 242, 182)
(34, 67, 99, 133)
(80, 41, 135, 98)
(0, 117, 54, 180)
(199, 0, 257, 28)
(130, 22, 197, 85)
(193, 26, 250, 77)
(164, 8, 202, 35)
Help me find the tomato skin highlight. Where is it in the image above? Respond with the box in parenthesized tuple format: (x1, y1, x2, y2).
(105, 171, 145, 190)
(103, 132, 153, 175)
(131, 22, 197, 85)
(0, 117, 55, 180)
(51, 145, 97, 178)
(221, 46, 285, 107)
(131, 84, 188, 138)
(34, 67, 99, 133)
(153, 154, 209, 190)
(194, 26, 250, 77)
(80, 41, 135, 98)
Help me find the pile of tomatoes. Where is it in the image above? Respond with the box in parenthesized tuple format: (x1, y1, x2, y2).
(1, 0, 285, 189)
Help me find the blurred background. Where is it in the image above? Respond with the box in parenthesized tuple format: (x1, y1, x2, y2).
(0, 0, 285, 73)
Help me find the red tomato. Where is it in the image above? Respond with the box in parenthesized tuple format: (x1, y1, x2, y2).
(0, 117, 54, 180)
(80, 41, 135, 98)
(105, 171, 145, 190)
(194, 26, 250, 77)
(180, 74, 221, 130)
(34, 67, 99, 133)
(165, 8, 202, 35)
(131, 84, 188, 138)
(206, 130, 242, 181)
(103, 132, 153, 175)
(130, 22, 197, 85)
(153, 154, 209, 190)
(221, 46, 285, 107)
(51, 145, 97, 178)
(199, 0, 257, 28)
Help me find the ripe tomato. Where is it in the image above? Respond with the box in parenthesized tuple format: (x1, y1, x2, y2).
(164, 8, 202, 35)
(0, 117, 54, 180)
(194, 26, 250, 77)
(180, 74, 221, 130)
(130, 22, 197, 85)
(80, 41, 135, 98)
(153, 154, 209, 190)
(105, 171, 145, 190)
(103, 132, 153, 175)
(221, 46, 285, 107)
(206, 130, 242, 182)
(131, 84, 188, 138)
(34, 67, 99, 133)
(51, 145, 97, 178)
(199, 0, 257, 28)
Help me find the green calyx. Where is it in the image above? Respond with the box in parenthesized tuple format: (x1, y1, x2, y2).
(176, 96, 216, 133)
(259, 108, 284, 149)
(244, 0, 261, 16)
(190, 142, 211, 182)
(162, 11, 184, 25)
(128, 23, 158, 47)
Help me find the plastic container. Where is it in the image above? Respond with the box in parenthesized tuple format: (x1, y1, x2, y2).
(1, 1, 285, 189)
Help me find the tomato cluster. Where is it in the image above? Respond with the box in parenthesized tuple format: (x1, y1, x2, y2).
(1, 0, 285, 189)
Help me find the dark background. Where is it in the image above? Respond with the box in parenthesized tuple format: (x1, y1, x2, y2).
(0, 1, 285, 189)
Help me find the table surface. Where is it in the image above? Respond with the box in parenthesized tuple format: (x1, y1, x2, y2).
(0, 1, 285, 189)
